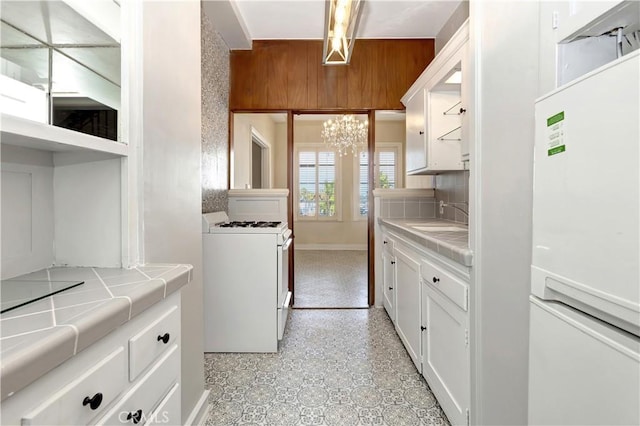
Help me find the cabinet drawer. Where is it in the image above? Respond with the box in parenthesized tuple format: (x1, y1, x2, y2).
(421, 261, 468, 311)
(144, 383, 180, 426)
(97, 344, 179, 426)
(22, 347, 127, 426)
(129, 305, 179, 381)
(382, 235, 395, 256)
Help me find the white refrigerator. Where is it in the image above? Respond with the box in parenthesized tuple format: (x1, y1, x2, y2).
(529, 50, 640, 425)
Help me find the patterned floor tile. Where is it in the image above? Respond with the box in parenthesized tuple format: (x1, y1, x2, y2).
(204, 309, 450, 425)
(294, 250, 368, 307)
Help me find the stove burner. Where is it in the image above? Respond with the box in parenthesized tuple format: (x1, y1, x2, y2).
(252, 221, 282, 228)
(217, 221, 282, 228)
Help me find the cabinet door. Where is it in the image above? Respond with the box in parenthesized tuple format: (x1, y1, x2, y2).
(382, 250, 396, 323)
(422, 284, 469, 426)
(394, 246, 422, 372)
(460, 40, 470, 161)
(405, 88, 427, 172)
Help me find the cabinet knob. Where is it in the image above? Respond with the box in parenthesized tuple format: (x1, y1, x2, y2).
(383, 240, 387, 244)
(82, 392, 103, 410)
(157, 333, 170, 344)
(388, 287, 393, 290)
(419, 130, 424, 135)
(127, 409, 143, 424)
(421, 326, 427, 331)
(391, 261, 396, 265)
(432, 276, 440, 283)
(459, 107, 467, 114)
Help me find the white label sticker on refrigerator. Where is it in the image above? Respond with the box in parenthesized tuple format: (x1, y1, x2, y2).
(546, 111, 565, 156)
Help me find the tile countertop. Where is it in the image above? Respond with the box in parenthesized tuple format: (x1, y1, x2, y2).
(0, 264, 192, 401)
(379, 218, 473, 267)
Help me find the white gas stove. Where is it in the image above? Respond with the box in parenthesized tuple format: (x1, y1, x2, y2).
(202, 209, 292, 352)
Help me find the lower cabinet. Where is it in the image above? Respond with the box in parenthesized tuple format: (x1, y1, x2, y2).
(378, 225, 470, 425)
(381, 234, 396, 323)
(394, 245, 423, 372)
(422, 283, 470, 426)
(1, 293, 182, 426)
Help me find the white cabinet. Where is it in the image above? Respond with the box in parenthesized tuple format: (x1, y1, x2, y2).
(421, 261, 470, 426)
(378, 223, 471, 425)
(1, 294, 181, 426)
(381, 234, 396, 323)
(402, 20, 469, 173)
(405, 89, 427, 171)
(394, 245, 422, 372)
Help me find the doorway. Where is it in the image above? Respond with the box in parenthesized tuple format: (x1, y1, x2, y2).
(291, 112, 370, 308)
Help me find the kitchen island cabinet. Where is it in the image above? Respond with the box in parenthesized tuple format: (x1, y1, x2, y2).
(0, 264, 191, 425)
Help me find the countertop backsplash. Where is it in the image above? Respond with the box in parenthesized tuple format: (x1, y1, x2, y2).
(435, 170, 470, 224)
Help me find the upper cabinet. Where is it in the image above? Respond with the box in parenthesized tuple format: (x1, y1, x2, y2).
(0, 0, 126, 157)
(402, 20, 469, 174)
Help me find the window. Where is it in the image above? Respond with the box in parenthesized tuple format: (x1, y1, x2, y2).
(355, 144, 401, 218)
(296, 147, 340, 220)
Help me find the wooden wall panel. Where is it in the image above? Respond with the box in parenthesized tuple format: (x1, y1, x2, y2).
(230, 39, 435, 111)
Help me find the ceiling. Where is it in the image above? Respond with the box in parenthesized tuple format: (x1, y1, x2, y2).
(203, 0, 462, 49)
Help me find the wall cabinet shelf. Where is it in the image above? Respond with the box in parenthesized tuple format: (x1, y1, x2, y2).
(402, 19, 469, 173)
(1, 114, 128, 159)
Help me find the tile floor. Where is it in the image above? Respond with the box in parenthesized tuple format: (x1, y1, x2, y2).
(294, 250, 368, 308)
(204, 308, 450, 425)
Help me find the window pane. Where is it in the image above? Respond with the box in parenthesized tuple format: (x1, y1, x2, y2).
(318, 151, 335, 217)
(359, 151, 369, 216)
(298, 151, 316, 216)
(377, 150, 396, 189)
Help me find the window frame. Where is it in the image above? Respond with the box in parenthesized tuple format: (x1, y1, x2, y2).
(294, 143, 343, 221)
(353, 143, 403, 220)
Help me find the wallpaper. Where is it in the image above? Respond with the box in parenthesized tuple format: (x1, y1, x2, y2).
(201, 11, 230, 213)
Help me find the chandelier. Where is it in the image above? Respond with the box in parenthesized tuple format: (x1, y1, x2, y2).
(321, 115, 368, 156)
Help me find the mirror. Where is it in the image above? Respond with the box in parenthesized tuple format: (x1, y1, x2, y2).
(232, 113, 287, 189)
(0, 0, 121, 141)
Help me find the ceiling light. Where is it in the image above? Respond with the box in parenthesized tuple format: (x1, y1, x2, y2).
(323, 0, 364, 65)
(445, 71, 462, 84)
(321, 115, 368, 156)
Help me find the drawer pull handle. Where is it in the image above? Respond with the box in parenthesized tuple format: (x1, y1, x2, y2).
(383, 241, 387, 244)
(421, 326, 427, 331)
(388, 287, 393, 290)
(82, 392, 103, 410)
(460, 107, 467, 114)
(432, 276, 440, 283)
(419, 130, 424, 135)
(127, 409, 143, 424)
(157, 333, 170, 344)
(391, 261, 396, 265)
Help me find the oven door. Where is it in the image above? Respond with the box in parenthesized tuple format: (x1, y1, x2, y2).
(277, 236, 292, 340)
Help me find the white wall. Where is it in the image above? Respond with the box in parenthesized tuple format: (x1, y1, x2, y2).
(469, 1, 540, 424)
(233, 113, 279, 189)
(140, 1, 204, 422)
(0, 145, 54, 278)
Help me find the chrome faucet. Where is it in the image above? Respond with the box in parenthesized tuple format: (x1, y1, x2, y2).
(439, 200, 469, 217)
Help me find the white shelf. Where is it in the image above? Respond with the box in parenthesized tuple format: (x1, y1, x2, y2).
(0, 113, 128, 158)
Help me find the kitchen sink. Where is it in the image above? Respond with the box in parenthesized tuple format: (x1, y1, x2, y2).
(413, 226, 467, 232)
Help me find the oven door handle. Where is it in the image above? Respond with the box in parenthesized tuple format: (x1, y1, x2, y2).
(281, 237, 293, 252)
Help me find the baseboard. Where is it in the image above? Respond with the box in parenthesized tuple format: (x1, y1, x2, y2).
(295, 244, 367, 251)
(184, 389, 210, 425)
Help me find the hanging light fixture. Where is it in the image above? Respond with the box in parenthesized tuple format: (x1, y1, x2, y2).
(321, 115, 368, 156)
(322, 0, 364, 65)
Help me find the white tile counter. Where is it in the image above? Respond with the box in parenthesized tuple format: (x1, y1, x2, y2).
(379, 218, 473, 266)
(0, 264, 192, 401)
